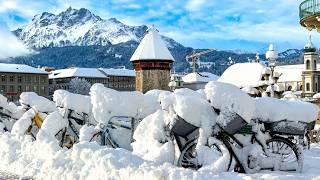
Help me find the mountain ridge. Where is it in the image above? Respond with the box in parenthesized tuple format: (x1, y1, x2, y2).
(10, 7, 304, 75)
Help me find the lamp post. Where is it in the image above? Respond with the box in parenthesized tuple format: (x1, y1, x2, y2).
(265, 44, 278, 98)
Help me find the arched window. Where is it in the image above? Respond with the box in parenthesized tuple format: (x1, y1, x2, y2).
(314, 60, 317, 70)
(300, 85, 303, 91)
(287, 86, 292, 91)
(306, 83, 310, 91)
(306, 60, 311, 70)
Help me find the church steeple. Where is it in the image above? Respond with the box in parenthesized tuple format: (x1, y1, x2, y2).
(304, 35, 317, 53)
(302, 35, 320, 97)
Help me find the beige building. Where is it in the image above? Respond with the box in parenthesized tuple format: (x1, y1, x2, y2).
(49, 67, 135, 94)
(0, 63, 49, 101)
(302, 41, 320, 97)
(130, 26, 174, 93)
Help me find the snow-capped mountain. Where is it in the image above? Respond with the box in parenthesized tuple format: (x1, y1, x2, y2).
(11, 7, 303, 75)
(13, 7, 151, 48)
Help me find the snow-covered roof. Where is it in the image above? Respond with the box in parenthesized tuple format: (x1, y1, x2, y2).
(49, 68, 106, 79)
(182, 72, 219, 83)
(275, 64, 304, 82)
(218, 63, 267, 88)
(0, 63, 48, 74)
(130, 26, 174, 62)
(99, 68, 135, 77)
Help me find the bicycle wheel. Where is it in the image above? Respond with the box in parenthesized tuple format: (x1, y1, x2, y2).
(266, 136, 303, 172)
(177, 138, 232, 171)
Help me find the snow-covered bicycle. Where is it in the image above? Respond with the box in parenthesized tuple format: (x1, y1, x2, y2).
(88, 116, 140, 150)
(171, 111, 303, 173)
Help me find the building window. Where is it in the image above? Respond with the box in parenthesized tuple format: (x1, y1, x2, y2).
(40, 86, 45, 94)
(306, 60, 311, 70)
(17, 86, 22, 93)
(287, 86, 292, 91)
(26, 85, 30, 91)
(26, 76, 31, 83)
(1, 75, 6, 82)
(9, 85, 14, 92)
(33, 76, 38, 83)
(17, 76, 22, 83)
(9, 76, 14, 82)
(306, 83, 310, 91)
(33, 86, 38, 93)
(40, 76, 45, 83)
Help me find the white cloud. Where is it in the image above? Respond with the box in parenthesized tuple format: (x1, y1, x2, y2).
(185, 0, 207, 12)
(0, 26, 30, 60)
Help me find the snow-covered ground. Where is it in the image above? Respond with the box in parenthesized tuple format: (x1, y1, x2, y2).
(0, 132, 319, 180)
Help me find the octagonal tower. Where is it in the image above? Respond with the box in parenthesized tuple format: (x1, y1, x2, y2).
(130, 26, 174, 93)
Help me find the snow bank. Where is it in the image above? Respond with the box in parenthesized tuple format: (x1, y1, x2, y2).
(205, 81, 255, 123)
(90, 84, 144, 124)
(254, 98, 319, 123)
(20, 92, 56, 113)
(1, 131, 320, 179)
(53, 90, 92, 114)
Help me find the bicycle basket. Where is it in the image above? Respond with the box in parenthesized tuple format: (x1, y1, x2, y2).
(171, 116, 198, 138)
(221, 113, 248, 135)
(264, 120, 316, 135)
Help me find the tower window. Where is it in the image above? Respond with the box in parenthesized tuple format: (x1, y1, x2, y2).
(314, 60, 317, 70)
(306, 60, 311, 70)
(306, 83, 310, 91)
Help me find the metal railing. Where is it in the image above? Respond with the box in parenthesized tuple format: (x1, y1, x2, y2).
(300, 0, 320, 20)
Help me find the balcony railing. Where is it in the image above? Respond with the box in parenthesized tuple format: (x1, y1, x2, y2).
(300, 0, 320, 20)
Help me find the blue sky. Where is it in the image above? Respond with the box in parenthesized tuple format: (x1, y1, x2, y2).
(0, 0, 317, 52)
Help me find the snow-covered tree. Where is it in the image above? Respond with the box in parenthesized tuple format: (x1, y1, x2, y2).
(69, 78, 91, 95)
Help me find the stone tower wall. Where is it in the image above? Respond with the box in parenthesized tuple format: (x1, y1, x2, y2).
(135, 69, 171, 93)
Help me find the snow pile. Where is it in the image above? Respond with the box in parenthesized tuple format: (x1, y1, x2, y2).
(254, 97, 319, 123)
(218, 63, 267, 88)
(11, 109, 35, 135)
(53, 90, 92, 114)
(19, 92, 56, 113)
(313, 93, 320, 99)
(90, 84, 144, 124)
(132, 110, 175, 164)
(204, 81, 255, 123)
(241, 86, 259, 95)
(0, 94, 24, 119)
(140, 90, 165, 118)
(40, 111, 68, 137)
(1, 132, 320, 179)
(133, 88, 217, 166)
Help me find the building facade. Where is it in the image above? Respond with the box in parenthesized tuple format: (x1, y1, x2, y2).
(49, 67, 135, 95)
(0, 63, 49, 101)
(130, 26, 174, 93)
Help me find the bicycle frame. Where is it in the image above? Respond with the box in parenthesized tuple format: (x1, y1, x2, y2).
(94, 116, 136, 148)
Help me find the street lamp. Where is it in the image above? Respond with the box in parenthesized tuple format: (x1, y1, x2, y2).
(265, 43, 278, 97)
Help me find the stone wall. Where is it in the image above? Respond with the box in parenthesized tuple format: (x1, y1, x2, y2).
(135, 69, 171, 93)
